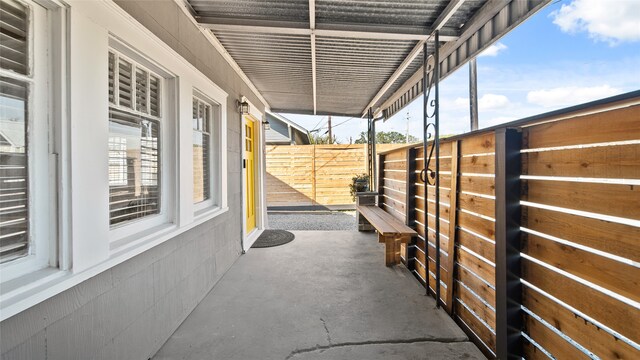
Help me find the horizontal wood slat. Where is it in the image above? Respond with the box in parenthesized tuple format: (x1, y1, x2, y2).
(456, 265, 496, 308)
(525, 143, 640, 179)
(525, 206, 640, 262)
(458, 175, 495, 196)
(460, 132, 495, 155)
(523, 234, 640, 303)
(523, 286, 638, 360)
(526, 180, 640, 220)
(460, 155, 495, 174)
(456, 299, 497, 352)
(524, 313, 590, 360)
(525, 105, 640, 148)
(457, 246, 495, 287)
(522, 258, 639, 344)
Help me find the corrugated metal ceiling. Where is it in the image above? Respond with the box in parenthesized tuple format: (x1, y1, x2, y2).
(187, 0, 549, 117)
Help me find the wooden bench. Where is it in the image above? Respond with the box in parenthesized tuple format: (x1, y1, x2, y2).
(356, 204, 418, 266)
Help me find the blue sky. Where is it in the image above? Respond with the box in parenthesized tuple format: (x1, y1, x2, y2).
(282, 0, 640, 143)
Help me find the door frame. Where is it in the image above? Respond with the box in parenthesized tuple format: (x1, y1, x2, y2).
(241, 97, 267, 251)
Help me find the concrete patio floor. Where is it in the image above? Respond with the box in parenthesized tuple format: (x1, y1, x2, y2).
(153, 231, 485, 360)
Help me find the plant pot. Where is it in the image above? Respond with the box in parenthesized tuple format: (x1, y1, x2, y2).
(354, 179, 369, 193)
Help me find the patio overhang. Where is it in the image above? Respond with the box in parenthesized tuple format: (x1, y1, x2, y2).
(183, 0, 550, 118)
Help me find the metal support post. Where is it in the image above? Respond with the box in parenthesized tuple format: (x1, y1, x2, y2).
(469, 58, 479, 131)
(434, 30, 441, 309)
(421, 40, 429, 296)
(495, 128, 523, 360)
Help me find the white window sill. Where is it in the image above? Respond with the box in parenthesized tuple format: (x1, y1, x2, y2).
(0, 206, 229, 322)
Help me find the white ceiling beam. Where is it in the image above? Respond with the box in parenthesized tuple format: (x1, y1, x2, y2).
(198, 21, 459, 41)
(310, 0, 317, 114)
(309, 0, 315, 30)
(432, 0, 467, 31)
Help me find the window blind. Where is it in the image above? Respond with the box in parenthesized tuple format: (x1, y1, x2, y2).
(0, 76, 28, 263)
(0, 0, 29, 75)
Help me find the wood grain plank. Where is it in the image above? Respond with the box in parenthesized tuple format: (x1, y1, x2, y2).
(457, 246, 496, 286)
(526, 180, 640, 220)
(460, 132, 495, 156)
(523, 234, 640, 303)
(458, 229, 496, 263)
(460, 154, 495, 174)
(522, 258, 640, 344)
(456, 265, 496, 308)
(384, 149, 408, 161)
(524, 314, 590, 360)
(456, 280, 496, 330)
(525, 206, 640, 262)
(526, 143, 640, 179)
(458, 175, 495, 196)
(457, 210, 495, 240)
(525, 105, 640, 149)
(523, 286, 639, 360)
(458, 193, 495, 219)
(456, 299, 497, 352)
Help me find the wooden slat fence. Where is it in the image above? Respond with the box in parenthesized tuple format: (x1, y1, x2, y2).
(378, 96, 640, 359)
(266, 144, 406, 206)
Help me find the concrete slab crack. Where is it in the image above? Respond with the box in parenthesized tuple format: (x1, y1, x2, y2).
(284, 337, 468, 359)
(319, 318, 332, 344)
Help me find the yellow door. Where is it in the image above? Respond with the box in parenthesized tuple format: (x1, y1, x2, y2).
(245, 118, 257, 232)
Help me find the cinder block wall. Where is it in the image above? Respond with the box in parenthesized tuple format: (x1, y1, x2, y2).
(0, 1, 264, 359)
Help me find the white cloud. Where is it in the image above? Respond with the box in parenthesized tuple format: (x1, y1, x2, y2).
(453, 97, 469, 107)
(551, 0, 640, 45)
(479, 42, 508, 57)
(448, 94, 511, 111)
(478, 94, 511, 110)
(526, 85, 620, 107)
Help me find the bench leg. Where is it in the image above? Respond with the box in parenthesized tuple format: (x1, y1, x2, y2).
(379, 234, 399, 267)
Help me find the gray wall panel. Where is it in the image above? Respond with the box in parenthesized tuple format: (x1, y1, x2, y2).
(1, 1, 262, 358)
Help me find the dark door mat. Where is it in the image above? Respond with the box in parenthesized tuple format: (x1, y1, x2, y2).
(252, 230, 295, 248)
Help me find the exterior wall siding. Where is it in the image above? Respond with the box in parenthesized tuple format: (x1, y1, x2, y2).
(0, 1, 265, 359)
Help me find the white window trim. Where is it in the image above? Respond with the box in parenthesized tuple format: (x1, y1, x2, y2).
(0, 0, 60, 281)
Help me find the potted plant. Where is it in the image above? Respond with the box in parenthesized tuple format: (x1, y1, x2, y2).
(349, 173, 370, 201)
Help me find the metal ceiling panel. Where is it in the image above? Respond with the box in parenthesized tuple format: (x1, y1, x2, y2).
(186, 0, 549, 117)
(214, 30, 314, 112)
(315, 0, 449, 28)
(315, 36, 416, 115)
(190, 0, 309, 22)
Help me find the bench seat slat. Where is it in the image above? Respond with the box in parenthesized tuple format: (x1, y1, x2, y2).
(356, 204, 417, 236)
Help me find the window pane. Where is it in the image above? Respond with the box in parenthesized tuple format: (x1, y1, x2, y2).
(118, 59, 133, 109)
(109, 109, 160, 226)
(135, 68, 148, 113)
(0, 0, 29, 75)
(0, 76, 28, 263)
(193, 100, 211, 204)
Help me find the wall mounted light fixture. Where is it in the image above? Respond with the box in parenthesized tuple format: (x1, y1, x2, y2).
(236, 100, 250, 115)
(262, 120, 271, 130)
